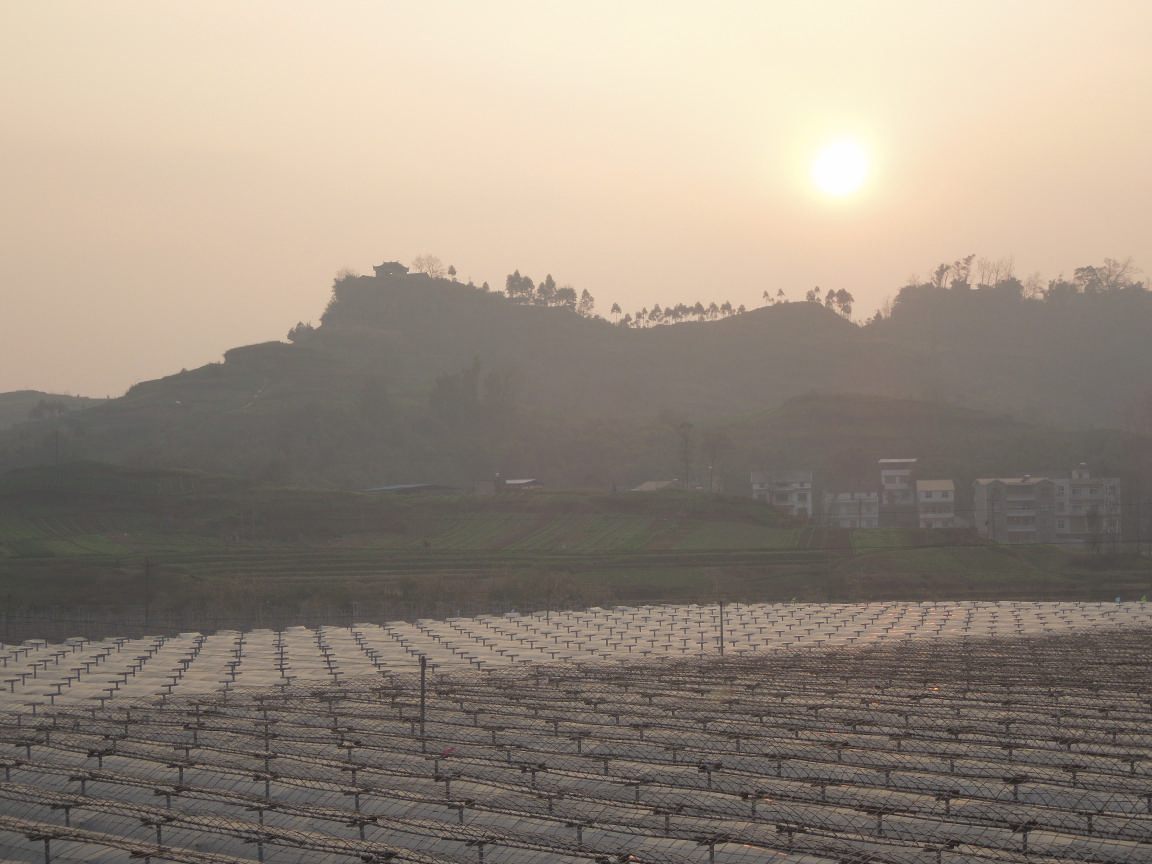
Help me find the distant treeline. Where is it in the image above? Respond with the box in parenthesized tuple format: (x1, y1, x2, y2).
(440, 253, 1147, 328)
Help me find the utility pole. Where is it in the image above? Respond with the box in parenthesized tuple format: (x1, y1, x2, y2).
(419, 654, 427, 748)
(718, 600, 724, 657)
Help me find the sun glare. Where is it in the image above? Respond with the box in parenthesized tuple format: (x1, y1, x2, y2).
(813, 140, 868, 196)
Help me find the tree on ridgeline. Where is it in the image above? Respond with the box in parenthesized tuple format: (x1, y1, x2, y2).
(287, 321, 315, 343)
(505, 270, 534, 304)
(950, 254, 975, 290)
(1074, 257, 1142, 294)
(411, 255, 446, 278)
(833, 289, 854, 319)
(535, 274, 557, 306)
(554, 284, 578, 311)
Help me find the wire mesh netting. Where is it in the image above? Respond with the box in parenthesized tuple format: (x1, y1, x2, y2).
(0, 600, 1149, 863)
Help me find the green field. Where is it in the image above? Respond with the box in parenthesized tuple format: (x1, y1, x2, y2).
(0, 462, 1149, 641)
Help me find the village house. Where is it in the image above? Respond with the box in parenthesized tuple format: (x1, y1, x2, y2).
(973, 475, 1056, 544)
(750, 470, 814, 518)
(916, 479, 956, 529)
(878, 458, 918, 527)
(1053, 463, 1122, 544)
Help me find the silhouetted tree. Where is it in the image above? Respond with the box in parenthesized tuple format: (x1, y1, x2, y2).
(287, 321, 315, 343)
(992, 276, 1024, 299)
(927, 263, 950, 290)
(1044, 277, 1078, 303)
(535, 274, 557, 306)
(950, 254, 975, 290)
(505, 271, 535, 304)
(411, 255, 446, 277)
(554, 284, 577, 311)
(976, 256, 1013, 289)
(1075, 257, 1142, 293)
(833, 289, 854, 319)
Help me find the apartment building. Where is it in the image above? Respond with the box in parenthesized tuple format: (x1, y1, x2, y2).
(878, 458, 918, 527)
(972, 476, 1056, 543)
(750, 470, 814, 518)
(916, 479, 956, 529)
(1054, 463, 1122, 543)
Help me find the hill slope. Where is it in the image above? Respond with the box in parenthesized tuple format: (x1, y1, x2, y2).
(1, 267, 1150, 491)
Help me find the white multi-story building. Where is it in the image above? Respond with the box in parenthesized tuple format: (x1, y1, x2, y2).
(751, 470, 813, 518)
(916, 479, 955, 529)
(973, 475, 1056, 544)
(975, 465, 1122, 546)
(823, 491, 879, 528)
(879, 458, 918, 527)
(1054, 463, 1122, 544)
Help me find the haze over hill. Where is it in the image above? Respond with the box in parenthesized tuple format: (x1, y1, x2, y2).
(1, 263, 1150, 495)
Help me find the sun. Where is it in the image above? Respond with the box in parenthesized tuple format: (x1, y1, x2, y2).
(813, 140, 868, 196)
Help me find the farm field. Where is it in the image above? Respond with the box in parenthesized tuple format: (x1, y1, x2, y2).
(3, 464, 1151, 643)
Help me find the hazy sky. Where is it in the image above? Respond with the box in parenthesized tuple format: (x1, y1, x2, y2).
(4, 2, 1150, 396)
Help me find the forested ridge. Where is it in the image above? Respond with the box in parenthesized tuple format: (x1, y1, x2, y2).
(2, 257, 1150, 496)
